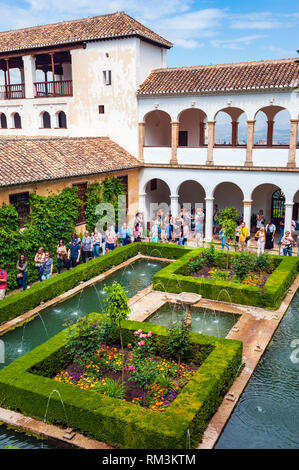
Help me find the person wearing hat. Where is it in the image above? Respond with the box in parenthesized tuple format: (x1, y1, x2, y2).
(67, 238, 81, 270)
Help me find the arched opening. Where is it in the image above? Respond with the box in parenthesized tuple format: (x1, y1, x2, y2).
(12, 112, 21, 129)
(251, 183, 282, 234)
(57, 111, 67, 128)
(178, 180, 206, 211)
(144, 110, 171, 147)
(214, 107, 247, 146)
(145, 178, 171, 226)
(42, 111, 51, 129)
(178, 108, 207, 147)
(254, 106, 290, 146)
(293, 190, 299, 224)
(0, 113, 7, 128)
(213, 182, 244, 218)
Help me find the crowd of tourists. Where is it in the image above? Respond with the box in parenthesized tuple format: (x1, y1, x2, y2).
(0, 208, 299, 300)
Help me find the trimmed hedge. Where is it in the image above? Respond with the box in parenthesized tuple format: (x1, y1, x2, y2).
(153, 249, 298, 309)
(0, 243, 190, 326)
(0, 313, 242, 449)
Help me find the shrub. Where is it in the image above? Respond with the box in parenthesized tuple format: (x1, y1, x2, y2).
(254, 253, 271, 273)
(167, 319, 192, 375)
(231, 252, 256, 280)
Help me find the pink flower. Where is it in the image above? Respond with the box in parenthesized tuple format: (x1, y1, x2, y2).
(147, 332, 153, 338)
(149, 357, 153, 361)
(123, 366, 127, 370)
(127, 343, 132, 348)
(138, 340, 145, 346)
(128, 365, 136, 371)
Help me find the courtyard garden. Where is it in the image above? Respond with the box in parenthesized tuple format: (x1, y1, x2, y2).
(0, 242, 298, 449)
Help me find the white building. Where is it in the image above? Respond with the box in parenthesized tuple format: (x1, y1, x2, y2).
(0, 12, 298, 239)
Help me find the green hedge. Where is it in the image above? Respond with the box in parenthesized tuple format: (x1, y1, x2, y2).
(153, 249, 298, 309)
(0, 313, 242, 449)
(0, 243, 190, 326)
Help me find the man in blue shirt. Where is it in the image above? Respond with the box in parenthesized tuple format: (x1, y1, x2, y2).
(67, 239, 81, 270)
(118, 223, 131, 246)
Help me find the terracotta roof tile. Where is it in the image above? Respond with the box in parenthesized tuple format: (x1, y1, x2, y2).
(0, 12, 172, 54)
(137, 58, 299, 95)
(0, 136, 140, 188)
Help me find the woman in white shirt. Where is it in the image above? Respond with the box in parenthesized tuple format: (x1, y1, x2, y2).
(255, 226, 265, 256)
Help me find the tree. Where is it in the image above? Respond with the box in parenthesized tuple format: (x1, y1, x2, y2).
(104, 281, 130, 381)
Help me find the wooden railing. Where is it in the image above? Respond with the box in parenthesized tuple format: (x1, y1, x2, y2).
(34, 80, 73, 97)
(0, 84, 25, 100)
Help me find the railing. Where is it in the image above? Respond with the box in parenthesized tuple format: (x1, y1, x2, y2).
(34, 80, 73, 97)
(0, 84, 25, 100)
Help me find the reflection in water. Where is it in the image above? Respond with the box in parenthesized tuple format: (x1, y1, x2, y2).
(147, 302, 238, 338)
(216, 292, 299, 449)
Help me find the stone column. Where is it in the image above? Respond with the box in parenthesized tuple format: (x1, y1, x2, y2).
(243, 200, 252, 233)
(267, 120, 274, 147)
(138, 192, 147, 226)
(206, 121, 215, 165)
(245, 120, 255, 166)
(170, 194, 179, 218)
(138, 122, 145, 162)
(232, 121, 239, 147)
(287, 119, 299, 168)
(170, 121, 179, 164)
(204, 197, 214, 241)
(284, 202, 294, 235)
(199, 121, 205, 146)
(22, 55, 36, 98)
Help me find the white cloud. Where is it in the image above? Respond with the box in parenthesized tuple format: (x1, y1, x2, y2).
(211, 35, 265, 50)
(229, 11, 299, 30)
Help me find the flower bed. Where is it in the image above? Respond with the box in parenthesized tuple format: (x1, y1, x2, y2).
(0, 313, 242, 449)
(54, 338, 196, 413)
(153, 248, 298, 309)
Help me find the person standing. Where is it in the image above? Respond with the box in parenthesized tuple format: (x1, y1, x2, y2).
(0, 267, 8, 300)
(213, 204, 219, 234)
(118, 223, 131, 246)
(92, 228, 102, 257)
(265, 220, 276, 250)
(105, 226, 117, 252)
(34, 247, 45, 282)
(195, 208, 205, 247)
(41, 252, 53, 280)
(67, 239, 81, 269)
(56, 239, 67, 274)
(238, 222, 250, 251)
(81, 231, 93, 262)
(281, 231, 294, 256)
(219, 229, 229, 251)
(179, 222, 189, 246)
(16, 254, 28, 290)
(256, 210, 265, 230)
(133, 223, 142, 243)
(255, 226, 265, 256)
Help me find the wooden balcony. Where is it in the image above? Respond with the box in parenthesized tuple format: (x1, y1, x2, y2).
(0, 84, 25, 100)
(34, 80, 73, 98)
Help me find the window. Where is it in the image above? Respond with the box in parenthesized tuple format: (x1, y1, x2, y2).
(0, 113, 7, 129)
(9, 192, 30, 228)
(271, 189, 285, 225)
(73, 183, 87, 224)
(98, 105, 105, 114)
(58, 111, 67, 128)
(179, 131, 188, 147)
(42, 111, 51, 129)
(13, 112, 22, 129)
(103, 70, 112, 86)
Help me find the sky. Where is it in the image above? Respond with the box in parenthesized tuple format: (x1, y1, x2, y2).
(0, 0, 298, 67)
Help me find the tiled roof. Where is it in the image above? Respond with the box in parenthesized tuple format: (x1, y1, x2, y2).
(137, 58, 299, 95)
(0, 137, 140, 188)
(0, 12, 172, 54)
